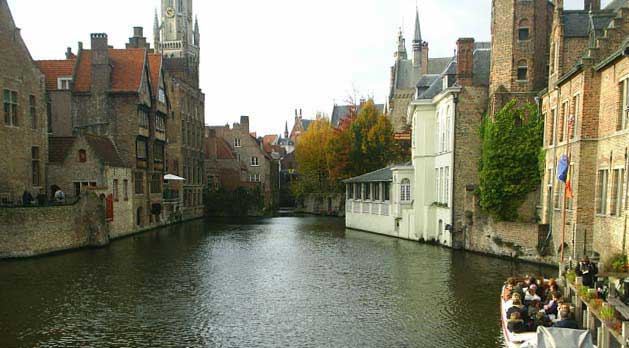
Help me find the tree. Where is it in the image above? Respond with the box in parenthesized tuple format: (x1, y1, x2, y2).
(293, 118, 336, 198)
(479, 100, 543, 221)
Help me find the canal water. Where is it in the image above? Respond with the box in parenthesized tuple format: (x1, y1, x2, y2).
(1, 217, 555, 348)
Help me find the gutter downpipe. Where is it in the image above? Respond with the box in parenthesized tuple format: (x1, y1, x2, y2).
(453, 91, 460, 250)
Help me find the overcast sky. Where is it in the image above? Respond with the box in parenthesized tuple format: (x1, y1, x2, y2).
(8, 0, 596, 136)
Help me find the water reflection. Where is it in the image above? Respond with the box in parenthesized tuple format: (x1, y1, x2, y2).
(0, 217, 555, 347)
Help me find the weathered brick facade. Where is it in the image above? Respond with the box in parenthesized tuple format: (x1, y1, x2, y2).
(0, 0, 48, 205)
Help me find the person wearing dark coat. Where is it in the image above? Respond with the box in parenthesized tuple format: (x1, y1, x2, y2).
(507, 312, 526, 333)
(21, 191, 33, 206)
(507, 299, 527, 322)
(36, 190, 47, 206)
(576, 256, 598, 288)
(553, 309, 579, 329)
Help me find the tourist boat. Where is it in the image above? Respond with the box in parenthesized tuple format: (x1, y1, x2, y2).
(500, 287, 537, 347)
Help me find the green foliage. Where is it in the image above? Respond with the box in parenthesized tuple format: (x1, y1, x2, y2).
(479, 99, 544, 221)
(204, 185, 264, 217)
(565, 270, 577, 284)
(599, 305, 616, 321)
(604, 253, 629, 273)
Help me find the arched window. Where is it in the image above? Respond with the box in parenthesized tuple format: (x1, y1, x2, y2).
(401, 179, 411, 202)
(517, 60, 528, 81)
(78, 149, 87, 163)
(518, 19, 530, 41)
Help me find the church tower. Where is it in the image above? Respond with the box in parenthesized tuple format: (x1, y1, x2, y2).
(155, 0, 201, 87)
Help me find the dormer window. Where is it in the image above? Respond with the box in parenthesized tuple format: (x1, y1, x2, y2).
(57, 77, 72, 90)
(158, 87, 166, 104)
(442, 75, 449, 90)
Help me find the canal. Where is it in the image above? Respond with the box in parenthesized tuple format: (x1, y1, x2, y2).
(1, 217, 555, 348)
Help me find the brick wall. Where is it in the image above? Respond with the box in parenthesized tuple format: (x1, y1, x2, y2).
(0, 192, 109, 259)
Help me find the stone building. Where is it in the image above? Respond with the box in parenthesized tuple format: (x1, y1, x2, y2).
(540, 0, 629, 261)
(488, 0, 553, 115)
(209, 116, 277, 209)
(386, 8, 452, 133)
(155, 0, 206, 220)
(0, 0, 48, 205)
(331, 101, 385, 129)
(204, 127, 247, 192)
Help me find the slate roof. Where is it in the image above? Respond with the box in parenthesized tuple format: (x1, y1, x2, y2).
(563, 10, 614, 38)
(343, 167, 393, 183)
(48, 134, 125, 167)
(216, 138, 236, 160)
(74, 48, 147, 93)
(605, 0, 629, 11)
(36, 59, 76, 91)
(331, 103, 386, 128)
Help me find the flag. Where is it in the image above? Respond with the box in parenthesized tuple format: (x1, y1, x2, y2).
(566, 180, 574, 199)
(557, 155, 569, 183)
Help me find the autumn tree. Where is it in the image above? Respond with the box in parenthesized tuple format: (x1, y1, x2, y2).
(293, 118, 336, 198)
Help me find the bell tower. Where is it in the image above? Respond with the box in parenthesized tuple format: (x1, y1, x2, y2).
(157, 0, 200, 60)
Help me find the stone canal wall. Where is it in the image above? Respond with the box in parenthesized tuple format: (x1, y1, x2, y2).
(0, 193, 109, 258)
(296, 193, 345, 216)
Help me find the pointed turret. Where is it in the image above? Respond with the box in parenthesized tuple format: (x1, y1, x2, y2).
(153, 9, 160, 53)
(194, 16, 200, 46)
(284, 121, 289, 139)
(412, 7, 424, 67)
(394, 28, 407, 60)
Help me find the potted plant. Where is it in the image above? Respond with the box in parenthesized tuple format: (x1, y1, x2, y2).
(589, 298, 604, 311)
(599, 305, 616, 326)
(565, 270, 577, 284)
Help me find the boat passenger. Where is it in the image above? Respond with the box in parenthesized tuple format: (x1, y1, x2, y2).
(553, 309, 579, 329)
(507, 299, 527, 320)
(507, 312, 526, 333)
(505, 292, 522, 311)
(524, 284, 541, 304)
(543, 292, 560, 317)
(512, 281, 525, 299)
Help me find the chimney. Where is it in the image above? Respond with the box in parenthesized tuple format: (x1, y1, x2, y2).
(420, 42, 429, 75)
(240, 115, 250, 133)
(456, 38, 475, 87)
(90, 33, 111, 92)
(126, 27, 149, 49)
(65, 47, 74, 59)
(584, 0, 600, 11)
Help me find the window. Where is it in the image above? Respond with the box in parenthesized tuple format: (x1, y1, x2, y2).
(365, 183, 371, 200)
(29, 95, 37, 129)
(553, 175, 563, 210)
(77, 149, 87, 163)
(154, 142, 164, 163)
(3, 89, 18, 126)
(31, 146, 40, 186)
(136, 139, 148, 160)
(158, 87, 166, 104)
(444, 167, 450, 206)
(518, 19, 530, 41)
(435, 168, 440, 202)
(384, 182, 390, 201)
(401, 179, 411, 202)
(123, 179, 128, 201)
(234, 138, 241, 147)
(550, 109, 557, 145)
(135, 172, 144, 194)
(356, 183, 362, 200)
(348, 184, 354, 199)
(550, 44, 556, 74)
(57, 77, 71, 90)
(611, 168, 624, 216)
(156, 113, 166, 132)
(517, 60, 528, 81)
(250, 156, 259, 166)
(374, 183, 380, 201)
(567, 164, 575, 211)
(560, 101, 569, 143)
(113, 179, 119, 201)
(151, 173, 162, 194)
(619, 78, 629, 131)
(596, 169, 609, 215)
(571, 95, 579, 139)
(139, 108, 149, 129)
(177, 0, 183, 12)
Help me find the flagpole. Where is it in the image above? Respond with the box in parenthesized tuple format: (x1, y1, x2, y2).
(560, 115, 574, 264)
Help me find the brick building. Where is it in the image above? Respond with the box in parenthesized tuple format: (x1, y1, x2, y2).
(488, 0, 553, 115)
(540, 1, 629, 261)
(209, 116, 277, 209)
(0, 0, 48, 205)
(204, 127, 247, 192)
(386, 8, 452, 133)
(155, 0, 206, 220)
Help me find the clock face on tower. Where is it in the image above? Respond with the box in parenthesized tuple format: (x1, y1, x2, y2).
(166, 7, 175, 18)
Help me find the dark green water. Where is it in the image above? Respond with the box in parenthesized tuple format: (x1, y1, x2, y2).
(0, 217, 555, 348)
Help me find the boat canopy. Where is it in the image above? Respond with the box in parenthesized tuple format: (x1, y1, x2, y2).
(164, 174, 186, 181)
(521, 327, 594, 348)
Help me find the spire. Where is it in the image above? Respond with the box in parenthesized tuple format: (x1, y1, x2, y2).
(284, 121, 289, 139)
(395, 27, 407, 60)
(194, 15, 200, 46)
(413, 6, 422, 44)
(153, 9, 160, 52)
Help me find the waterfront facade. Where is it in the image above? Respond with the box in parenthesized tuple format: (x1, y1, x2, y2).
(0, 0, 48, 205)
(540, 2, 629, 261)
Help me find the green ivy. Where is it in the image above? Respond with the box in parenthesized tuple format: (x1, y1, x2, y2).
(203, 185, 264, 217)
(479, 99, 543, 221)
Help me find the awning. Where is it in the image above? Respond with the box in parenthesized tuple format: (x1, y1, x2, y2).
(164, 174, 186, 181)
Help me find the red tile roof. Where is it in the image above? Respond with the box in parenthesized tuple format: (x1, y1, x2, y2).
(216, 138, 236, 160)
(147, 54, 162, 96)
(74, 48, 147, 93)
(36, 59, 76, 91)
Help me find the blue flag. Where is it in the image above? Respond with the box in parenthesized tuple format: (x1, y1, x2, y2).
(557, 155, 569, 183)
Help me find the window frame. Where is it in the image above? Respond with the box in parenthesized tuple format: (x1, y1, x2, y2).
(401, 179, 411, 203)
(517, 60, 528, 82)
(3, 89, 18, 127)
